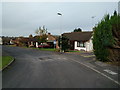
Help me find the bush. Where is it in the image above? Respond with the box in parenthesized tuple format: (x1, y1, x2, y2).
(93, 11, 119, 62)
(58, 36, 70, 52)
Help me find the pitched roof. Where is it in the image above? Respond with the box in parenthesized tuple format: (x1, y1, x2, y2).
(17, 37, 37, 43)
(29, 38, 37, 42)
(62, 31, 93, 41)
(47, 34, 56, 41)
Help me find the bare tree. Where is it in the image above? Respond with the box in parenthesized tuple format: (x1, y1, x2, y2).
(35, 25, 47, 36)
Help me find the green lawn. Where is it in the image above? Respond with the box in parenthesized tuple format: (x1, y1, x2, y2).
(0, 56, 14, 70)
(68, 50, 80, 52)
(39, 48, 56, 51)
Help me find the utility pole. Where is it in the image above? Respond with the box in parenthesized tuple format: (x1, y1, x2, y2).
(57, 12, 62, 52)
(91, 16, 96, 28)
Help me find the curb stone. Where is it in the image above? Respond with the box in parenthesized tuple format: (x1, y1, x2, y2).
(0, 57, 15, 72)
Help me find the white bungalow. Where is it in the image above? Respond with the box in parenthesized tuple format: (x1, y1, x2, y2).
(62, 32, 93, 52)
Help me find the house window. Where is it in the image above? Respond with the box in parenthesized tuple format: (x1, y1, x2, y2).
(77, 41, 85, 47)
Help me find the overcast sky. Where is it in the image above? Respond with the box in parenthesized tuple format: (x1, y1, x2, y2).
(1, 2, 118, 37)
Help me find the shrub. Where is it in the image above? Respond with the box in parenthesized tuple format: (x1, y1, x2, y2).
(93, 11, 119, 62)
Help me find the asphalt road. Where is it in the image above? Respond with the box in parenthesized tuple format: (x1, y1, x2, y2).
(2, 46, 119, 88)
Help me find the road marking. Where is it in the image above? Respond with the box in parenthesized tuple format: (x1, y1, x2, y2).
(103, 69, 118, 75)
(71, 59, 120, 86)
(81, 55, 95, 58)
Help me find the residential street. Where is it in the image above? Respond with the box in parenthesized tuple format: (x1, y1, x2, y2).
(2, 46, 120, 88)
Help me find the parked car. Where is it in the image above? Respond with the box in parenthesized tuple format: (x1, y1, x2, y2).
(38, 43, 50, 48)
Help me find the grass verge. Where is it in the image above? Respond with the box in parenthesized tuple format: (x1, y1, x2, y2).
(105, 61, 120, 66)
(0, 56, 14, 70)
(67, 50, 80, 52)
(39, 48, 56, 51)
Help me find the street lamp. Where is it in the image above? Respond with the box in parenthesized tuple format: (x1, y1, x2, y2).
(57, 12, 62, 52)
(91, 16, 96, 28)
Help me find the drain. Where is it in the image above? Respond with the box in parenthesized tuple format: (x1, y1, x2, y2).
(39, 58, 45, 60)
(39, 57, 52, 61)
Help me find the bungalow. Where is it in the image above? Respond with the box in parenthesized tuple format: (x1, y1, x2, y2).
(11, 37, 37, 47)
(62, 31, 93, 52)
(46, 33, 59, 48)
(28, 38, 38, 47)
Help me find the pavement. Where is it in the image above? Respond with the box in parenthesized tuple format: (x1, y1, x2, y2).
(65, 51, 120, 84)
(2, 45, 120, 88)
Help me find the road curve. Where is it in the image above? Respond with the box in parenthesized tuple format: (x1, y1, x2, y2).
(2, 46, 119, 88)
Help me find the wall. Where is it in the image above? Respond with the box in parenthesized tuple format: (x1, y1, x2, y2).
(74, 41, 86, 51)
(0, 37, 2, 45)
(74, 39, 93, 52)
(85, 38, 93, 52)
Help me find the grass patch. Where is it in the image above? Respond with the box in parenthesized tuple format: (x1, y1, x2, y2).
(8, 45, 16, 47)
(39, 48, 56, 51)
(0, 56, 14, 69)
(105, 61, 120, 66)
(68, 50, 80, 52)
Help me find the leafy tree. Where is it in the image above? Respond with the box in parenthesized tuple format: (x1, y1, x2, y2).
(93, 11, 120, 62)
(73, 28, 82, 32)
(40, 34, 47, 43)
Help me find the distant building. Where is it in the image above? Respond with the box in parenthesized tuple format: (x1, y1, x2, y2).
(0, 37, 3, 45)
(46, 33, 59, 48)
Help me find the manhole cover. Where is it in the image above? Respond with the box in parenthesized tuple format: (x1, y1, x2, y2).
(39, 57, 52, 61)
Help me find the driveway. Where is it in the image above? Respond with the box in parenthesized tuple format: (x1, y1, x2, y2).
(2, 46, 120, 88)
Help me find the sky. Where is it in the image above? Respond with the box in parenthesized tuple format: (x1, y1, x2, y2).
(1, 2, 119, 37)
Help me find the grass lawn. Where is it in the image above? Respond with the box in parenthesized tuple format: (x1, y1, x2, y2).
(8, 45, 16, 47)
(106, 61, 120, 66)
(0, 56, 14, 70)
(67, 50, 80, 52)
(39, 48, 56, 51)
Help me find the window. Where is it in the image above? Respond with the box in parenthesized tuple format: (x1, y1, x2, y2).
(77, 41, 85, 47)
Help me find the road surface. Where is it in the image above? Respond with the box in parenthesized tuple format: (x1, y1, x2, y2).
(2, 46, 120, 88)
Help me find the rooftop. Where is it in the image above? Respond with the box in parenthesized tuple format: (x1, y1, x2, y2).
(62, 31, 93, 41)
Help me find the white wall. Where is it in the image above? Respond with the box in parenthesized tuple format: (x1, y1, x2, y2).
(74, 39, 93, 52)
(0, 37, 2, 45)
(86, 38, 93, 52)
(36, 42, 38, 48)
(74, 41, 86, 51)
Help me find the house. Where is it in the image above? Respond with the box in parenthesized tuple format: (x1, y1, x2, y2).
(14, 37, 29, 46)
(62, 31, 93, 52)
(46, 33, 59, 48)
(11, 37, 37, 47)
(28, 37, 38, 47)
(1, 36, 14, 45)
(10, 38, 16, 45)
(10, 33, 59, 48)
(0, 37, 3, 45)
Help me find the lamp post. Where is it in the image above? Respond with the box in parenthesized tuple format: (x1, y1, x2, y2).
(57, 12, 62, 52)
(91, 16, 96, 28)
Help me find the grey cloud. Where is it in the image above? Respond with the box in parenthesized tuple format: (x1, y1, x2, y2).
(2, 2, 118, 37)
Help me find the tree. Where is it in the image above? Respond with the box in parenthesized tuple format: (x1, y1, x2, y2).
(35, 25, 47, 36)
(73, 28, 82, 32)
(58, 35, 70, 52)
(40, 34, 47, 43)
(93, 11, 120, 62)
(35, 25, 48, 43)
(29, 34, 33, 38)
